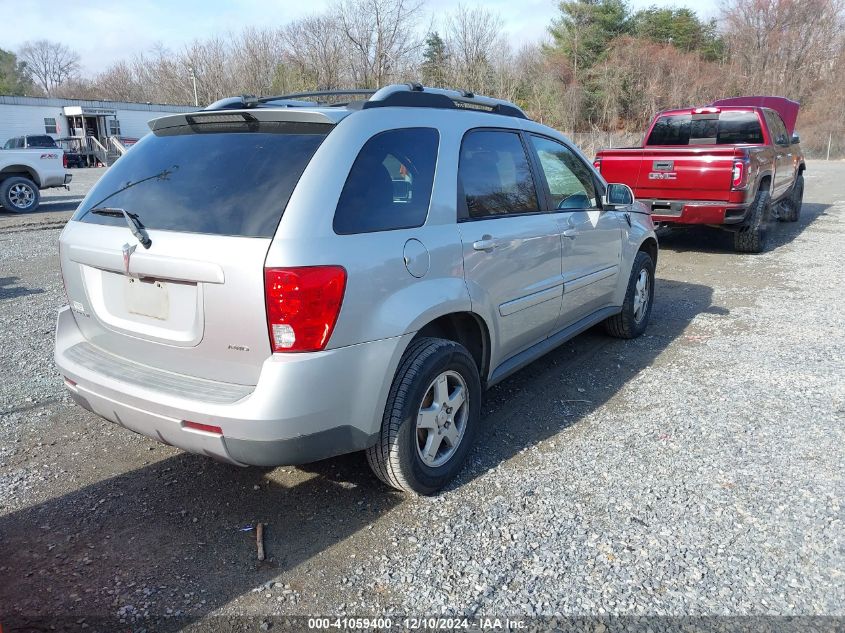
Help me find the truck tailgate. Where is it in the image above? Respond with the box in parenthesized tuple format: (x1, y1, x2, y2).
(598, 147, 740, 201)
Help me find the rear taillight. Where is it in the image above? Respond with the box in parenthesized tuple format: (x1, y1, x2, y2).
(62, 153, 68, 168)
(264, 266, 347, 353)
(593, 157, 602, 172)
(731, 159, 749, 189)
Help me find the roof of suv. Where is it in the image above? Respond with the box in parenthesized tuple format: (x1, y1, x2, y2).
(149, 84, 529, 132)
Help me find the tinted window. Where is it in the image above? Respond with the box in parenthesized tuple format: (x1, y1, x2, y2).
(764, 110, 789, 146)
(27, 135, 57, 148)
(333, 128, 439, 234)
(459, 130, 539, 219)
(530, 135, 597, 210)
(73, 121, 329, 237)
(647, 111, 763, 146)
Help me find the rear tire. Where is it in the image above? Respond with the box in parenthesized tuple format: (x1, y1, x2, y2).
(734, 187, 770, 253)
(0, 176, 40, 213)
(366, 337, 481, 495)
(779, 173, 803, 223)
(604, 250, 655, 340)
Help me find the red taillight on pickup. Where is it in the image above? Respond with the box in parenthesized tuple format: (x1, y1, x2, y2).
(731, 159, 749, 190)
(264, 266, 347, 353)
(593, 157, 602, 172)
(62, 153, 68, 168)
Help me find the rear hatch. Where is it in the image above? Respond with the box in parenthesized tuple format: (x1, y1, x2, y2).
(599, 109, 761, 202)
(60, 112, 333, 385)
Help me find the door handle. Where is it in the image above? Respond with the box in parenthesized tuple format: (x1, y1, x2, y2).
(562, 228, 577, 239)
(472, 236, 496, 251)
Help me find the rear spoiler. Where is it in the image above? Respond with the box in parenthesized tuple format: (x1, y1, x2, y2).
(710, 96, 799, 136)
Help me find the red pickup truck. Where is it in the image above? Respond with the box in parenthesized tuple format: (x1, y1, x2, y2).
(594, 97, 805, 252)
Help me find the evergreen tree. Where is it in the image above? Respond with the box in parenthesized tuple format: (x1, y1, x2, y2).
(548, 0, 630, 80)
(0, 49, 36, 95)
(421, 32, 449, 87)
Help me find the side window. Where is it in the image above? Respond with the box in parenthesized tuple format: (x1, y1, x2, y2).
(458, 129, 539, 219)
(109, 119, 121, 136)
(44, 118, 57, 135)
(529, 135, 597, 210)
(333, 128, 439, 234)
(766, 111, 789, 146)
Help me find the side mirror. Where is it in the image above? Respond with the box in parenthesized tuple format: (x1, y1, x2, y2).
(791, 133, 800, 145)
(603, 183, 634, 208)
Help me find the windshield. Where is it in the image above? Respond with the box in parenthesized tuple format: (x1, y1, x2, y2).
(647, 111, 764, 146)
(73, 120, 331, 238)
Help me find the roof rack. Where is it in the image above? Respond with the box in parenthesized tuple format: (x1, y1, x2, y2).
(362, 84, 528, 119)
(203, 83, 528, 119)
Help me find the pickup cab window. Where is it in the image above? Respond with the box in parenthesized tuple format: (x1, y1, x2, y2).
(763, 110, 790, 146)
(647, 111, 764, 146)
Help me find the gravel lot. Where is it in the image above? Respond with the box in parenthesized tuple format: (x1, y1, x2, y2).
(0, 162, 842, 631)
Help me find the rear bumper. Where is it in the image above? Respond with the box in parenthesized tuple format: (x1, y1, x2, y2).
(55, 307, 410, 466)
(642, 199, 749, 225)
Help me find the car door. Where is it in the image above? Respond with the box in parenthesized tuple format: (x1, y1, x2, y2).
(457, 128, 563, 364)
(764, 110, 795, 199)
(527, 134, 624, 326)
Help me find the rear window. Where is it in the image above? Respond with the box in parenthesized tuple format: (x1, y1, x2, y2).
(27, 135, 57, 148)
(647, 111, 764, 146)
(73, 120, 330, 237)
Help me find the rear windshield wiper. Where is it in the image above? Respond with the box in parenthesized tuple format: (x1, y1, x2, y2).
(90, 207, 152, 249)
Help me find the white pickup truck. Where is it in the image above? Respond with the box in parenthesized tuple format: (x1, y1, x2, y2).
(0, 137, 73, 212)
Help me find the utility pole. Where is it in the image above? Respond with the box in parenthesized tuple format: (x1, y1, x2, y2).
(189, 67, 198, 107)
(827, 132, 832, 161)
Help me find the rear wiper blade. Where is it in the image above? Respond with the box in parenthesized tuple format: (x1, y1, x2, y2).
(90, 207, 152, 249)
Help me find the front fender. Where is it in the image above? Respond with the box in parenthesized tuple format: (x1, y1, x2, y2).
(614, 213, 657, 305)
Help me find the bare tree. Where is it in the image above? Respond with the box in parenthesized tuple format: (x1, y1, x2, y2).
(720, 0, 845, 102)
(336, 0, 425, 87)
(231, 27, 285, 96)
(18, 40, 81, 94)
(444, 5, 504, 93)
(280, 15, 347, 91)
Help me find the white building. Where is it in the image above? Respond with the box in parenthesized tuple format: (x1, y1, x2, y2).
(0, 95, 196, 164)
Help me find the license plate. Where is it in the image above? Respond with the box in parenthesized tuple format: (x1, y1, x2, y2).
(125, 277, 170, 320)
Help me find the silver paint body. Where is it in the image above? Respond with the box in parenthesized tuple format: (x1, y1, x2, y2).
(55, 95, 657, 465)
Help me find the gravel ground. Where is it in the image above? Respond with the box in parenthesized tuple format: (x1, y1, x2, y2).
(0, 162, 842, 631)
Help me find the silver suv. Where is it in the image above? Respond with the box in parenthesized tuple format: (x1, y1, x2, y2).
(55, 84, 657, 494)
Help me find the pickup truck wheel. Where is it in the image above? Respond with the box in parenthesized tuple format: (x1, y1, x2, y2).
(366, 337, 481, 495)
(1, 177, 40, 213)
(779, 174, 804, 223)
(604, 250, 655, 339)
(733, 188, 770, 253)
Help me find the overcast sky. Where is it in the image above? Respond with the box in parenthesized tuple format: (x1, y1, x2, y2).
(4, 0, 719, 75)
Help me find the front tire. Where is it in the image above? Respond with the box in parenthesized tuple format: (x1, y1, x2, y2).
(734, 187, 770, 253)
(1, 177, 40, 213)
(604, 250, 655, 339)
(366, 338, 481, 495)
(779, 173, 803, 223)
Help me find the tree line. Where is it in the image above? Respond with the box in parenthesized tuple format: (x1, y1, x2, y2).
(1, 0, 843, 156)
